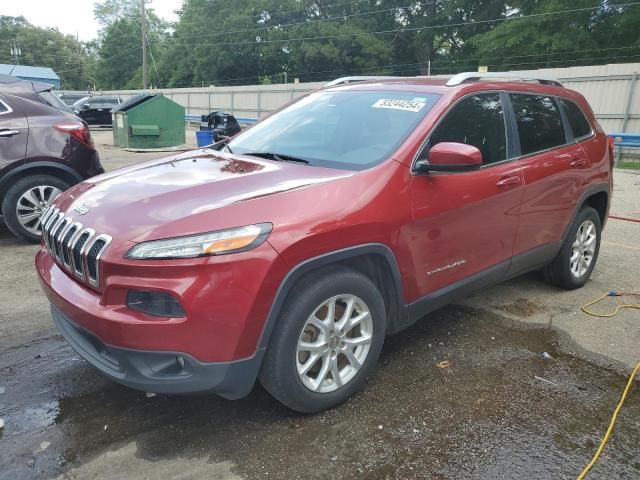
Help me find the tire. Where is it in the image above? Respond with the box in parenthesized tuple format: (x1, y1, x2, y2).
(259, 265, 386, 413)
(543, 206, 601, 290)
(1, 174, 70, 243)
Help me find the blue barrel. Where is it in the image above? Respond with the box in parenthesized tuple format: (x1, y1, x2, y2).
(196, 130, 216, 147)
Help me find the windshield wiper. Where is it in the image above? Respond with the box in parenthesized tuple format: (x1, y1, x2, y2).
(244, 152, 310, 165)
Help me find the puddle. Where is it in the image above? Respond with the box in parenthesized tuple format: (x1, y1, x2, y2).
(1, 305, 638, 480)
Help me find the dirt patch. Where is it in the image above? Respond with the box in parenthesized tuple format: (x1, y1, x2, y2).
(494, 298, 544, 317)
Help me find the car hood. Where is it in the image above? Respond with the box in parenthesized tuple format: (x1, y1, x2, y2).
(55, 149, 354, 241)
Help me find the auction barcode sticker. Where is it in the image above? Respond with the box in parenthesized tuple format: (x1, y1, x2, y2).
(372, 98, 426, 112)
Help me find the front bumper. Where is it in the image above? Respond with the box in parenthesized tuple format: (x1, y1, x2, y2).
(52, 304, 263, 398)
(36, 241, 280, 362)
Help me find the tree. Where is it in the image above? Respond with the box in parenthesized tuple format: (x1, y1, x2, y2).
(94, 18, 142, 89)
(0, 16, 94, 89)
(469, 0, 640, 72)
(94, 0, 143, 27)
(156, 0, 394, 86)
(92, 0, 168, 89)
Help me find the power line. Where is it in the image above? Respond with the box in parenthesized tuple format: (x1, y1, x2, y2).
(50, 1, 640, 84)
(141, 0, 148, 89)
(145, 31, 161, 87)
(177, 0, 390, 22)
(294, 53, 640, 80)
(172, 1, 435, 41)
(159, 2, 640, 48)
(282, 45, 640, 78)
(172, 0, 443, 41)
(150, 47, 640, 89)
(56, 45, 141, 74)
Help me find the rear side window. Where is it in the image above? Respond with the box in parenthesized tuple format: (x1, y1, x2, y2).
(510, 94, 566, 155)
(37, 91, 73, 113)
(427, 93, 507, 165)
(560, 99, 592, 139)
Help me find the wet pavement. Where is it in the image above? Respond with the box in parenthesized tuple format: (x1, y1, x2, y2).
(1, 305, 638, 480)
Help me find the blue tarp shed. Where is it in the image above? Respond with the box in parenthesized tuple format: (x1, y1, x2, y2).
(0, 64, 60, 88)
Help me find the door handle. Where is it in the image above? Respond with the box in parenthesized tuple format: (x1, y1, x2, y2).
(496, 175, 521, 187)
(0, 129, 20, 137)
(570, 157, 587, 168)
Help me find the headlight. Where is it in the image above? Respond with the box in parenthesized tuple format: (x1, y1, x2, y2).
(126, 223, 272, 259)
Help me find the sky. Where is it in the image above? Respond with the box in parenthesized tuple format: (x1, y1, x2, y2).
(2, 0, 182, 41)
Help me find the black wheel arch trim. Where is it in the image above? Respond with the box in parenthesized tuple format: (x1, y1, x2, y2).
(0, 160, 83, 193)
(256, 243, 406, 351)
(561, 183, 610, 241)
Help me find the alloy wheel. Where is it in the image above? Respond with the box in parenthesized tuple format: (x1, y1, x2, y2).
(15, 185, 62, 236)
(570, 219, 596, 278)
(296, 294, 374, 393)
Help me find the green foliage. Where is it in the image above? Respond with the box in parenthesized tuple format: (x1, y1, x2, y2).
(94, 0, 143, 27)
(2, 0, 640, 89)
(93, 0, 169, 89)
(467, 1, 640, 72)
(0, 16, 93, 89)
(154, 0, 640, 87)
(617, 160, 640, 170)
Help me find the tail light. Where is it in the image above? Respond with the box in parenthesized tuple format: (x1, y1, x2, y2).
(54, 121, 94, 149)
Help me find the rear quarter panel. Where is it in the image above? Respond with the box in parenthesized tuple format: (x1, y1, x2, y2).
(19, 97, 103, 180)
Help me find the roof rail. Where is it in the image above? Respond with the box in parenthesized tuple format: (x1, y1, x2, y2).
(325, 76, 407, 87)
(446, 72, 562, 87)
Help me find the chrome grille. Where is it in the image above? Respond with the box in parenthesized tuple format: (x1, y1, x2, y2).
(41, 206, 112, 288)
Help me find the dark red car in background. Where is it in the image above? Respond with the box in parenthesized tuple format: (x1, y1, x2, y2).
(0, 75, 103, 242)
(36, 73, 612, 413)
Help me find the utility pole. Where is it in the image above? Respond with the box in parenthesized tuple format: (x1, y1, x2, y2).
(141, 0, 147, 89)
(10, 40, 22, 65)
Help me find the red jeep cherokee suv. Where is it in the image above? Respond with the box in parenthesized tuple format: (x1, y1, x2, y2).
(36, 73, 612, 413)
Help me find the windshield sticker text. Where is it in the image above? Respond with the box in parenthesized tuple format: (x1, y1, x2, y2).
(372, 99, 426, 113)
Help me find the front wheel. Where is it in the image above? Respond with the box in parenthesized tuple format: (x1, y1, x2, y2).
(259, 266, 386, 413)
(543, 206, 602, 290)
(1, 175, 70, 242)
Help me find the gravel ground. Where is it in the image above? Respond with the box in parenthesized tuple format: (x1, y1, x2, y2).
(0, 130, 638, 479)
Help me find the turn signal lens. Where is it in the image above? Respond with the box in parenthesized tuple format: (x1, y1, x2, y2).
(126, 223, 272, 259)
(203, 233, 262, 254)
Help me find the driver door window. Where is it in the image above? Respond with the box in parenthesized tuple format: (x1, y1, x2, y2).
(420, 93, 507, 166)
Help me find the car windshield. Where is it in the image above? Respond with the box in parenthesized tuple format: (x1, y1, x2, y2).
(228, 90, 440, 171)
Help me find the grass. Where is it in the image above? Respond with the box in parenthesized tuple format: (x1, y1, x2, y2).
(616, 161, 640, 170)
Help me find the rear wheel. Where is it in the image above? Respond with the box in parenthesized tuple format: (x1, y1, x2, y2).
(1, 175, 70, 243)
(543, 206, 601, 290)
(259, 266, 386, 413)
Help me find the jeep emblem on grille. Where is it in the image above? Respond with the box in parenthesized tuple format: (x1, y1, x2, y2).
(74, 203, 90, 215)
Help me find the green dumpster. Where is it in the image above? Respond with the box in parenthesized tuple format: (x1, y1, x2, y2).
(111, 93, 185, 148)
